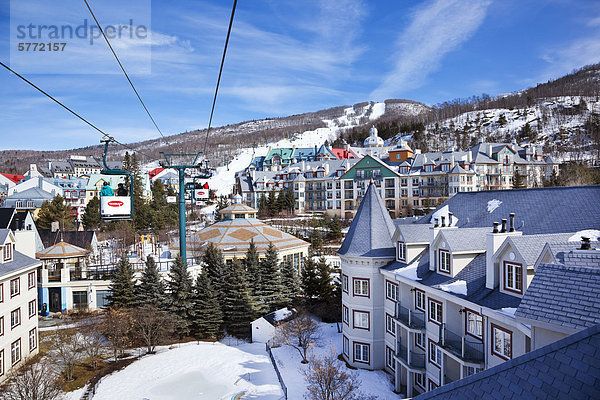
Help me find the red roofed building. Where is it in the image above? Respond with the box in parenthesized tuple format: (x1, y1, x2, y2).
(0, 173, 25, 185)
(148, 168, 164, 179)
(331, 146, 358, 160)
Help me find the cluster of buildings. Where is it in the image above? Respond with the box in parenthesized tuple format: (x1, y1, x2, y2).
(236, 127, 559, 219)
(339, 183, 600, 397)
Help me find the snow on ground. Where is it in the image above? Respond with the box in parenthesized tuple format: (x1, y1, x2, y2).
(93, 341, 282, 400)
(62, 387, 86, 400)
(439, 280, 468, 296)
(271, 322, 397, 400)
(370, 102, 386, 120)
(568, 229, 600, 242)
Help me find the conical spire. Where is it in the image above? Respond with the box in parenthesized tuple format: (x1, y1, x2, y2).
(338, 182, 396, 258)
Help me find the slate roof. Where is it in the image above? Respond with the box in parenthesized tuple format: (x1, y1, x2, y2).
(338, 182, 396, 258)
(417, 185, 600, 235)
(515, 255, 600, 330)
(0, 229, 9, 244)
(541, 241, 600, 265)
(506, 233, 574, 266)
(439, 228, 489, 253)
(0, 208, 16, 229)
(5, 186, 55, 200)
(0, 250, 41, 279)
(394, 223, 430, 243)
(414, 323, 600, 400)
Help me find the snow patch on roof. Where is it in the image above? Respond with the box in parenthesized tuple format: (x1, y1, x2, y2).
(497, 307, 517, 318)
(393, 259, 421, 281)
(273, 307, 293, 322)
(568, 229, 600, 242)
(429, 204, 459, 226)
(439, 280, 467, 296)
(487, 199, 502, 213)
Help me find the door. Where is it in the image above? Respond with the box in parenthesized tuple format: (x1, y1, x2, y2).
(49, 288, 61, 313)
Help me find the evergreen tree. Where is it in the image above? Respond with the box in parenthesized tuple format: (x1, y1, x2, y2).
(257, 243, 285, 313)
(82, 196, 101, 230)
(315, 257, 334, 302)
(276, 191, 285, 213)
(280, 261, 301, 305)
(109, 255, 136, 308)
(258, 194, 268, 217)
(214, 198, 229, 222)
(328, 215, 342, 240)
(309, 229, 323, 252)
(221, 259, 255, 338)
(167, 256, 194, 337)
(301, 256, 319, 301)
(192, 272, 223, 340)
(202, 244, 226, 299)
(267, 188, 278, 216)
(244, 241, 261, 298)
(36, 194, 75, 231)
(512, 169, 526, 189)
(136, 256, 167, 308)
(285, 188, 295, 214)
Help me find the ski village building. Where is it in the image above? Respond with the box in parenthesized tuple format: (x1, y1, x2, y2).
(339, 183, 600, 397)
(235, 127, 559, 219)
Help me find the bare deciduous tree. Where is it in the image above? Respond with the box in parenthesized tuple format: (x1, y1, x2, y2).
(103, 308, 134, 362)
(53, 327, 83, 381)
(0, 358, 62, 400)
(275, 310, 320, 363)
(80, 318, 106, 369)
(304, 351, 377, 400)
(131, 305, 176, 354)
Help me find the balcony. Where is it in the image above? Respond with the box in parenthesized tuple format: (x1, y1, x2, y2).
(48, 272, 61, 282)
(395, 343, 426, 370)
(438, 323, 484, 363)
(395, 303, 425, 330)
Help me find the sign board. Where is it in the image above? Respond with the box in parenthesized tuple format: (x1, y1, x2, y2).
(100, 196, 131, 218)
(166, 196, 177, 204)
(194, 189, 209, 200)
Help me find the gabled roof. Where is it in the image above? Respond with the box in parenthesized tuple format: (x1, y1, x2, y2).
(515, 253, 600, 331)
(393, 223, 430, 244)
(414, 323, 600, 400)
(417, 186, 600, 235)
(0, 250, 40, 279)
(338, 182, 396, 258)
(38, 230, 96, 251)
(0, 173, 25, 184)
(0, 208, 16, 229)
(437, 228, 489, 253)
(5, 186, 55, 200)
(0, 228, 10, 244)
(503, 233, 573, 266)
(539, 240, 600, 266)
(148, 167, 164, 179)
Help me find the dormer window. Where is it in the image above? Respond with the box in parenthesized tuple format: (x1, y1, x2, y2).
(3, 244, 12, 262)
(504, 261, 523, 294)
(441, 164, 450, 172)
(438, 249, 450, 274)
(425, 164, 433, 172)
(400, 167, 408, 174)
(397, 241, 406, 261)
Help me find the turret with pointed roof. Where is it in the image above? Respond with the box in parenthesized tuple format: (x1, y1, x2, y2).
(338, 181, 395, 258)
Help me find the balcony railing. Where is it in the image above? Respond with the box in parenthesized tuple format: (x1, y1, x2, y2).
(439, 323, 484, 362)
(48, 272, 61, 282)
(396, 343, 426, 369)
(395, 303, 426, 330)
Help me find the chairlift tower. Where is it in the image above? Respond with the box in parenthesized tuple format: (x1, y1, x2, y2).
(160, 152, 211, 264)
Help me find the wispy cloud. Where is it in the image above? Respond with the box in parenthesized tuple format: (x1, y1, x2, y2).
(370, 0, 491, 101)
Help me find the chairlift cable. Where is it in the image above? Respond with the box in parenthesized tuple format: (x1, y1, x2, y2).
(83, 0, 169, 146)
(202, 0, 238, 156)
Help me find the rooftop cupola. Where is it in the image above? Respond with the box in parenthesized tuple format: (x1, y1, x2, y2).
(219, 196, 257, 220)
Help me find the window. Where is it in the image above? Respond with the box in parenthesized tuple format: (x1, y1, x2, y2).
(386, 280, 398, 302)
(385, 313, 396, 336)
(0, 350, 3, 377)
(465, 366, 482, 377)
(397, 241, 406, 261)
(28, 271, 36, 289)
(0, 283, 3, 303)
(11, 308, 20, 329)
(353, 310, 369, 330)
(415, 373, 425, 390)
(342, 274, 349, 293)
(386, 346, 395, 371)
(29, 328, 37, 352)
(429, 340, 442, 367)
(492, 324, 512, 360)
(504, 262, 523, 294)
(343, 305, 349, 325)
(3, 244, 12, 261)
(415, 332, 425, 350)
(28, 300, 36, 318)
(354, 342, 369, 364)
(353, 278, 369, 297)
(10, 278, 19, 298)
(438, 249, 450, 274)
(465, 310, 483, 340)
(415, 289, 426, 312)
(0, 316, 3, 336)
(343, 336, 349, 357)
(11, 339, 21, 365)
(428, 299, 443, 325)
(428, 379, 439, 391)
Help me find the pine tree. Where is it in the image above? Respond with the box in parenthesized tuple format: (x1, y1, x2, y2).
(267, 188, 278, 216)
(202, 244, 226, 300)
(258, 194, 268, 217)
(257, 243, 285, 313)
(214, 198, 229, 222)
(109, 255, 136, 308)
(167, 256, 194, 337)
(315, 257, 334, 302)
(124, 152, 151, 230)
(136, 256, 167, 308)
(328, 215, 342, 240)
(244, 241, 261, 298)
(280, 261, 301, 305)
(285, 188, 295, 214)
(221, 259, 255, 338)
(301, 256, 319, 302)
(82, 196, 101, 230)
(36, 194, 75, 231)
(513, 169, 526, 189)
(192, 272, 223, 340)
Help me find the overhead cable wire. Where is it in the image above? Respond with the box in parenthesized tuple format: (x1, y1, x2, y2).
(202, 0, 238, 155)
(83, 0, 169, 145)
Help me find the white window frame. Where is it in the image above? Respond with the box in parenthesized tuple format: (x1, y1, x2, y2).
(428, 299, 443, 325)
(414, 289, 426, 312)
(4, 244, 12, 261)
(354, 342, 369, 363)
(429, 340, 442, 367)
(29, 328, 37, 352)
(0, 350, 3, 376)
(438, 249, 450, 274)
(504, 262, 523, 293)
(492, 324, 512, 360)
(415, 372, 425, 389)
(397, 241, 406, 261)
(415, 332, 425, 350)
(353, 278, 369, 297)
(386, 280, 398, 302)
(386, 313, 396, 336)
(353, 310, 369, 330)
(466, 310, 483, 339)
(11, 339, 21, 365)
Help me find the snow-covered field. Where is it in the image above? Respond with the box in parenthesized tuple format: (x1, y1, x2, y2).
(93, 341, 283, 400)
(88, 322, 397, 400)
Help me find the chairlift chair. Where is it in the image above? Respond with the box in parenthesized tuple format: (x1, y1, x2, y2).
(98, 140, 134, 221)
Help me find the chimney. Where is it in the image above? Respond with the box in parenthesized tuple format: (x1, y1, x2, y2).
(324, 163, 330, 175)
(493, 221, 499, 234)
(434, 218, 439, 228)
(580, 237, 591, 250)
(441, 216, 446, 227)
(509, 213, 515, 232)
(448, 212, 453, 226)
(500, 219, 507, 233)
(486, 221, 522, 289)
(429, 221, 443, 271)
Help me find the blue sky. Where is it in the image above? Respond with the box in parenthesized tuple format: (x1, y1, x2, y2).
(1, 0, 599, 151)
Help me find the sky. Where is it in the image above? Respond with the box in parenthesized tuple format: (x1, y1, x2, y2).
(0, 0, 599, 151)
